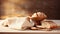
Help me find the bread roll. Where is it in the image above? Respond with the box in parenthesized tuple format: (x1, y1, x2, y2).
(31, 12, 47, 21)
(41, 21, 57, 29)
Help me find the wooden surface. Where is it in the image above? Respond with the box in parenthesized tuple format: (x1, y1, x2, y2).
(0, 20, 60, 34)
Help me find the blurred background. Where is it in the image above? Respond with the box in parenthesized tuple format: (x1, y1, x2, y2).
(0, 0, 60, 19)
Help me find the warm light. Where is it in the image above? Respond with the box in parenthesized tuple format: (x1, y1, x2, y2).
(1, 0, 28, 19)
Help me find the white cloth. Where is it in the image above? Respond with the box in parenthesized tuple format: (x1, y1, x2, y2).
(1, 17, 34, 30)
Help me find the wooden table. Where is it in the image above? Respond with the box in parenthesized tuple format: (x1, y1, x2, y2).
(0, 20, 60, 34)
